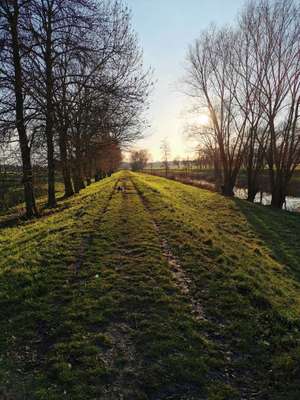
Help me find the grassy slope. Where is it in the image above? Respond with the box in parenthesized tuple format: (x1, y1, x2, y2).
(145, 169, 300, 196)
(0, 176, 117, 398)
(0, 171, 300, 399)
(132, 173, 300, 399)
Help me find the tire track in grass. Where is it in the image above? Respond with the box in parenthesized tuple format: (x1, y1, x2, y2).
(0, 176, 121, 399)
(125, 178, 246, 394)
(131, 173, 277, 399)
(0, 173, 233, 398)
(70, 178, 119, 276)
(37, 179, 120, 371)
(130, 177, 205, 322)
(61, 179, 141, 399)
(40, 177, 132, 399)
(75, 174, 211, 400)
(40, 177, 147, 400)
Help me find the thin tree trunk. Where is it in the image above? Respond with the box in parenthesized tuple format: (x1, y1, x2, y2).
(271, 172, 286, 209)
(86, 160, 92, 185)
(58, 129, 74, 197)
(46, 131, 56, 207)
(271, 187, 286, 209)
(221, 180, 235, 197)
(45, 8, 56, 208)
(221, 169, 235, 197)
(247, 168, 259, 202)
(247, 187, 258, 202)
(72, 164, 81, 193)
(73, 150, 85, 192)
(9, 4, 37, 218)
(76, 143, 85, 189)
(213, 152, 222, 192)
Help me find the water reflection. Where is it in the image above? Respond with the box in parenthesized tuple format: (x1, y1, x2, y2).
(235, 188, 300, 212)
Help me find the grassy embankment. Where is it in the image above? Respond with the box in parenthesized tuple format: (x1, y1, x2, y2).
(145, 168, 300, 196)
(0, 171, 300, 399)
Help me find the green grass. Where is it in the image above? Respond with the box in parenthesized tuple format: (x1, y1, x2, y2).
(145, 168, 300, 196)
(0, 171, 300, 399)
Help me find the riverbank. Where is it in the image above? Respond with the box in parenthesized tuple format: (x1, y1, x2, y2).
(144, 169, 300, 212)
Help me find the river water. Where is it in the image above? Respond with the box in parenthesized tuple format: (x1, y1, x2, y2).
(235, 188, 300, 212)
(177, 177, 300, 212)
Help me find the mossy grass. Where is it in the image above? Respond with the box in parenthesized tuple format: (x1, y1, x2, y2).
(0, 171, 299, 399)
(132, 172, 300, 399)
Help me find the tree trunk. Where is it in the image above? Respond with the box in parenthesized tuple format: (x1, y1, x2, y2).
(73, 138, 85, 191)
(221, 171, 235, 197)
(21, 145, 38, 218)
(86, 159, 93, 185)
(271, 175, 286, 209)
(221, 181, 235, 197)
(72, 157, 85, 192)
(271, 188, 286, 209)
(269, 168, 287, 209)
(213, 153, 222, 192)
(46, 132, 56, 207)
(79, 177, 85, 189)
(44, 28, 56, 206)
(58, 129, 74, 197)
(9, 5, 37, 218)
(72, 167, 81, 193)
(247, 186, 258, 202)
(247, 169, 259, 203)
(63, 165, 74, 197)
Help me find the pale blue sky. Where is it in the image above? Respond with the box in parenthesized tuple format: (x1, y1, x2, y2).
(126, 0, 246, 160)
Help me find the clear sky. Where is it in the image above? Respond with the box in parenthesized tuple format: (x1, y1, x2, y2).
(126, 0, 246, 161)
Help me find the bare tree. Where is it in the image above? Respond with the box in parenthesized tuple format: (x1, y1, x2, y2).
(185, 27, 249, 196)
(59, 1, 151, 193)
(0, 0, 151, 214)
(0, 0, 38, 217)
(173, 157, 181, 169)
(130, 149, 150, 171)
(228, 14, 269, 202)
(160, 138, 171, 177)
(241, 0, 300, 208)
(185, 116, 222, 190)
(184, 0, 300, 207)
(26, 0, 94, 206)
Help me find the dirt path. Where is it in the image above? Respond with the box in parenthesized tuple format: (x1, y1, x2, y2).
(70, 179, 119, 276)
(129, 177, 205, 322)
(130, 173, 275, 400)
(91, 177, 257, 400)
(75, 175, 212, 399)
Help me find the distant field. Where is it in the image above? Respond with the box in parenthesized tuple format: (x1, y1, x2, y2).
(0, 171, 300, 399)
(0, 172, 64, 214)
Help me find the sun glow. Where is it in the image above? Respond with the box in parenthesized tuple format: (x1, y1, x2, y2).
(195, 113, 210, 126)
(189, 113, 210, 127)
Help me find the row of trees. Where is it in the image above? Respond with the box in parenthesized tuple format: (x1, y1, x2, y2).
(185, 0, 300, 208)
(0, 0, 150, 217)
(173, 151, 212, 171)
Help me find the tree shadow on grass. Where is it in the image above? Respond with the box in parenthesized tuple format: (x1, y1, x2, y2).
(233, 198, 300, 281)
